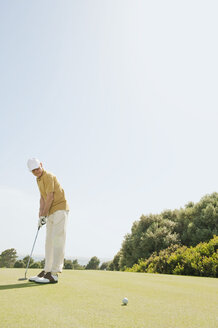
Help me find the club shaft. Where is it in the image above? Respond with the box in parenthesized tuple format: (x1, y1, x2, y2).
(24, 227, 40, 278)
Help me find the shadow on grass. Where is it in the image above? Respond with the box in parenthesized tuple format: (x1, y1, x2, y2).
(0, 282, 44, 291)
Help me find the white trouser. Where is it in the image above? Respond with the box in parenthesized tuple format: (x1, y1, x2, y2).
(44, 210, 68, 274)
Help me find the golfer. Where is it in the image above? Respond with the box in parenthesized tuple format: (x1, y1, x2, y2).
(27, 158, 69, 284)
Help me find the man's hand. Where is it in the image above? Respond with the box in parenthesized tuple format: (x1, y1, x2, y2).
(40, 193, 54, 217)
(38, 216, 47, 228)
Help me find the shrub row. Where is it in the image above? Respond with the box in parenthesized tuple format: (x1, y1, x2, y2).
(126, 235, 218, 277)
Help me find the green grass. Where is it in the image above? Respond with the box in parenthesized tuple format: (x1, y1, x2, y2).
(0, 269, 217, 328)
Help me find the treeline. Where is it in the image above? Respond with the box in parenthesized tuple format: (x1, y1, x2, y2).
(1, 193, 217, 277)
(110, 193, 218, 272)
(0, 250, 111, 271)
(126, 235, 218, 277)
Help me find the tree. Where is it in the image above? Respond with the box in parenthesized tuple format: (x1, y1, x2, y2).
(72, 259, 84, 270)
(175, 193, 218, 246)
(119, 215, 180, 269)
(63, 259, 84, 270)
(117, 192, 218, 270)
(109, 251, 122, 271)
(22, 256, 34, 267)
(72, 259, 79, 269)
(40, 259, 45, 268)
(0, 248, 17, 268)
(14, 260, 25, 268)
(86, 256, 100, 270)
(100, 261, 111, 270)
(64, 259, 73, 269)
(30, 262, 41, 268)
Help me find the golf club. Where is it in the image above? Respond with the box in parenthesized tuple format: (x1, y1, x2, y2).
(18, 226, 41, 281)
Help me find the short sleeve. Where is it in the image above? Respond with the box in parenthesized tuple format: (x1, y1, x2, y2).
(45, 174, 55, 194)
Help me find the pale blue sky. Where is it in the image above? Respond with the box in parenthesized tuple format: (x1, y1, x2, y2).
(0, 0, 218, 259)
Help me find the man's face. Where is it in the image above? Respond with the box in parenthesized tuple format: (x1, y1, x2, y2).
(32, 164, 43, 178)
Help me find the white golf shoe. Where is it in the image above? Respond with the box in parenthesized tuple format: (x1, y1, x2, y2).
(35, 272, 58, 284)
(29, 270, 45, 282)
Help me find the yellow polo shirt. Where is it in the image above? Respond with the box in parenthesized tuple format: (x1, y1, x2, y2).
(37, 170, 69, 215)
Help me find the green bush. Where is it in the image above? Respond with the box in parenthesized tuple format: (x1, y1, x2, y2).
(127, 236, 218, 277)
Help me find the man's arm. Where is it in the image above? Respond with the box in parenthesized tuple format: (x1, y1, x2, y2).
(39, 196, 45, 217)
(40, 193, 54, 217)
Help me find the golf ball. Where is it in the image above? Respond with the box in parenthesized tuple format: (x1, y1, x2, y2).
(122, 297, 128, 305)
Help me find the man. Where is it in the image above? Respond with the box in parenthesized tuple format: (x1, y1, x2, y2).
(27, 158, 69, 284)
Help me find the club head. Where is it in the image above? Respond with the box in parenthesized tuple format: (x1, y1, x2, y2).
(18, 277, 28, 281)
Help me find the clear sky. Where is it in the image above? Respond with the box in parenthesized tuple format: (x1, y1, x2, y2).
(0, 0, 218, 260)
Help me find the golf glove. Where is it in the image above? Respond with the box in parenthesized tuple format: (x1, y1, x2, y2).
(38, 216, 47, 228)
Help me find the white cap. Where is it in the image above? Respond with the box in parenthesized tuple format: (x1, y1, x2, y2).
(27, 158, 41, 171)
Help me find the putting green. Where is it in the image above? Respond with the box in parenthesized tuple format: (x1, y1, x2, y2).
(0, 269, 217, 328)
